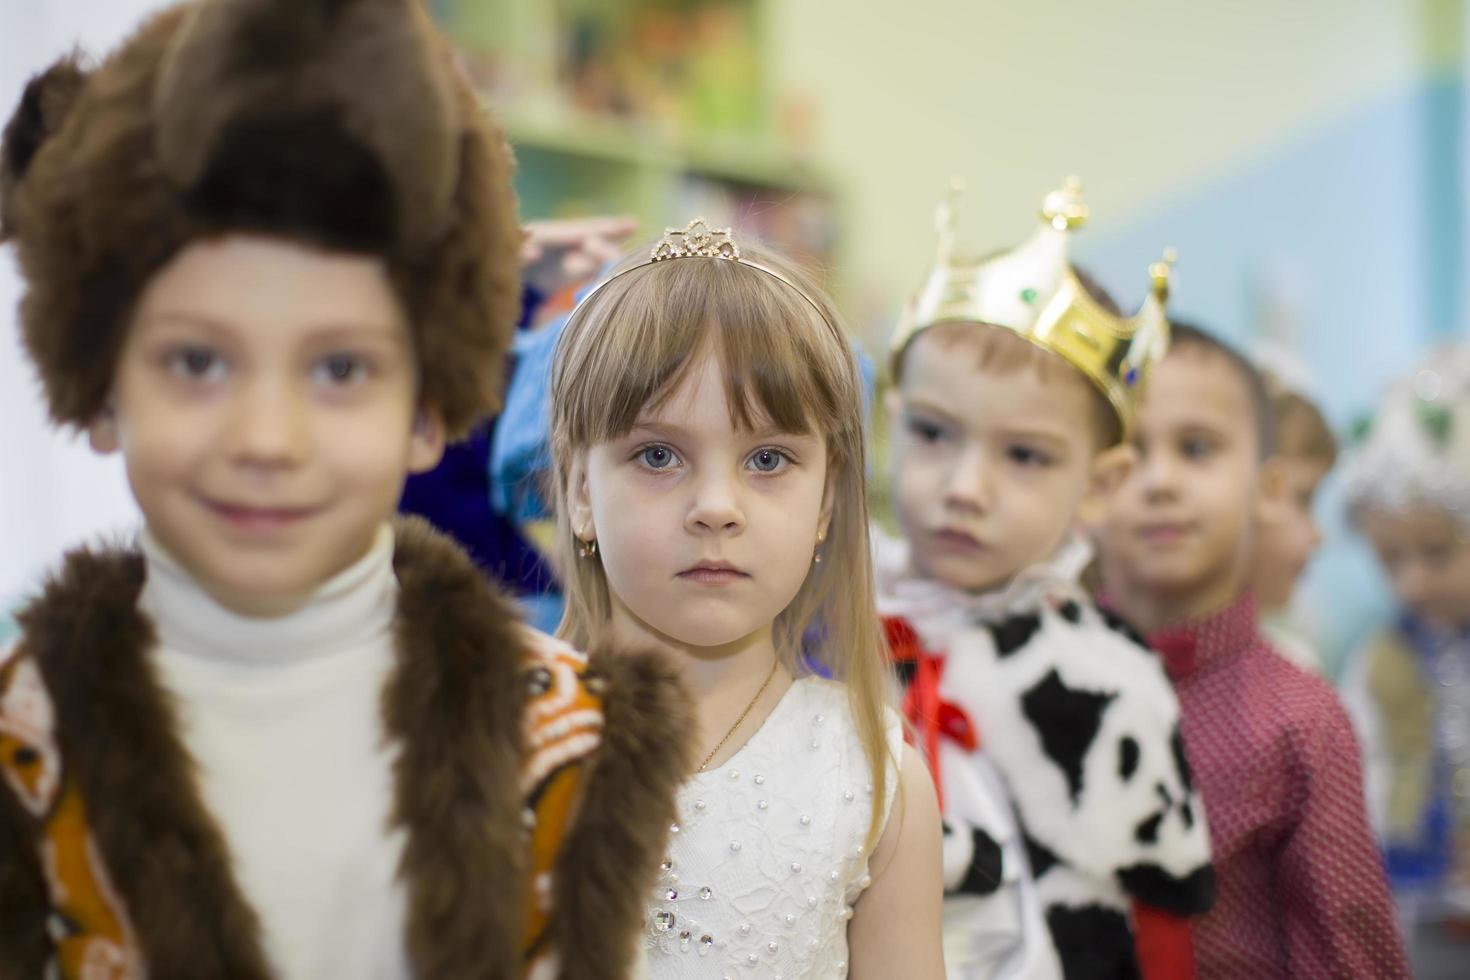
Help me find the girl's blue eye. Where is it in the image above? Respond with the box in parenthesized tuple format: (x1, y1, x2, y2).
(748, 448, 788, 473)
(640, 445, 678, 470)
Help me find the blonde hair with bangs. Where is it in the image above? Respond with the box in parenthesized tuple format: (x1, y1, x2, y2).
(549, 243, 895, 850)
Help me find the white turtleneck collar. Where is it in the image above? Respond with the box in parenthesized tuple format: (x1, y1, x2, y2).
(138, 524, 398, 666)
(140, 521, 412, 977)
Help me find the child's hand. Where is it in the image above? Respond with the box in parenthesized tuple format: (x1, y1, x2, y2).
(520, 216, 637, 298)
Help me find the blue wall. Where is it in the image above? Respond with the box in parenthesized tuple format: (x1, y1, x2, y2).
(1077, 77, 1468, 674)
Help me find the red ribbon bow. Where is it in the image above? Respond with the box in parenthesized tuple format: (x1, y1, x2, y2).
(883, 617, 980, 808)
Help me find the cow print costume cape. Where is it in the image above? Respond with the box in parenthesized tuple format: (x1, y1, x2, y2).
(876, 533, 1216, 979)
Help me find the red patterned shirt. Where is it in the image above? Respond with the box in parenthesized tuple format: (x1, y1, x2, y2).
(1148, 593, 1409, 979)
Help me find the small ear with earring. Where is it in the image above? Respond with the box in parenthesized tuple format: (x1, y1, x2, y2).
(813, 530, 826, 565)
(576, 525, 599, 559)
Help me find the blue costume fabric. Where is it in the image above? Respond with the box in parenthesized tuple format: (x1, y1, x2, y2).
(398, 286, 559, 630)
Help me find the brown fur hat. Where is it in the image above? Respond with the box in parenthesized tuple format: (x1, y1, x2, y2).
(0, 0, 522, 438)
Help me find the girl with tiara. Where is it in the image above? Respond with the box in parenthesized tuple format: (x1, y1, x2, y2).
(549, 220, 944, 978)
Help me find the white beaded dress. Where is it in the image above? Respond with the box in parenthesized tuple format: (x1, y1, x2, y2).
(639, 677, 902, 979)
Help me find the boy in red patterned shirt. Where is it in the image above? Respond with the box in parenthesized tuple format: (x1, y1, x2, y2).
(1097, 322, 1409, 977)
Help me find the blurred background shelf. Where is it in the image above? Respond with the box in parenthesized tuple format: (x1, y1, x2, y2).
(440, 0, 843, 279)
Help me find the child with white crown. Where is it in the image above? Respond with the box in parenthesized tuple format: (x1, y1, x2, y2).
(549, 219, 945, 979)
(1341, 344, 1470, 954)
(876, 180, 1216, 978)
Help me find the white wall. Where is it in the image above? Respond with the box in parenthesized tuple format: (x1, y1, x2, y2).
(0, 1, 175, 602)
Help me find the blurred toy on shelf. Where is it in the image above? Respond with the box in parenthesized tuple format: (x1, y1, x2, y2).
(433, 0, 842, 282)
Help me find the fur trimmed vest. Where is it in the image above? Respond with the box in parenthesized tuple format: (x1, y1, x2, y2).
(0, 517, 689, 979)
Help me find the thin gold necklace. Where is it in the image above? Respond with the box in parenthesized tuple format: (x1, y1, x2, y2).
(696, 658, 779, 773)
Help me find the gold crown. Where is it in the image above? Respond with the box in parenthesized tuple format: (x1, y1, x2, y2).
(891, 178, 1174, 440)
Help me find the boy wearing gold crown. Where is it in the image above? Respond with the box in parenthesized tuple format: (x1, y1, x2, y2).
(1096, 322, 1408, 978)
(876, 180, 1215, 979)
(0, 2, 687, 977)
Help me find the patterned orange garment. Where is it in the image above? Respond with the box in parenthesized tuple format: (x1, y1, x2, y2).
(0, 647, 142, 979)
(519, 633, 608, 968)
(0, 631, 613, 980)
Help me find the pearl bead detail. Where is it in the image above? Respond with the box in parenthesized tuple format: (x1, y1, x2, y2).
(640, 681, 881, 971)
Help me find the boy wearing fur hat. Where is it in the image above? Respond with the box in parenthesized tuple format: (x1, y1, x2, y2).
(0, 2, 686, 978)
(876, 180, 1215, 979)
(1097, 323, 1408, 978)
